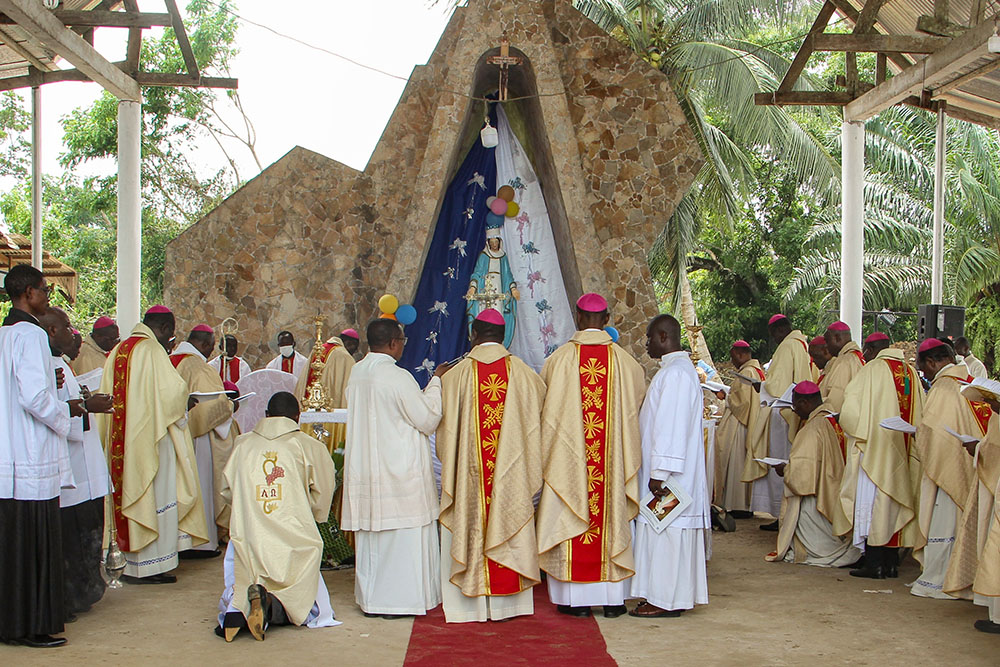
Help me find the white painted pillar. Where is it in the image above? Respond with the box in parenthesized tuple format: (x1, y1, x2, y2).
(116, 100, 141, 333)
(30, 86, 41, 269)
(840, 120, 865, 341)
(931, 108, 946, 304)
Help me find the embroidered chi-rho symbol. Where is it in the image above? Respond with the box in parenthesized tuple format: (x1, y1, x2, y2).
(257, 451, 284, 514)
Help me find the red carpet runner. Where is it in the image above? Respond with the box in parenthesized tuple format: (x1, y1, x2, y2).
(403, 586, 616, 666)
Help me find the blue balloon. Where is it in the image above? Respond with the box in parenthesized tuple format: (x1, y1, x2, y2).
(604, 326, 620, 343)
(396, 304, 417, 326)
(486, 212, 505, 228)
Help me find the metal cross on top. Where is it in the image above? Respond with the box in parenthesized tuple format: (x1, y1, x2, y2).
(486, 31, 523, 101)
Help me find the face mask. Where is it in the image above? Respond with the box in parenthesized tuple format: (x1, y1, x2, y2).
(279, 345, 294, 358)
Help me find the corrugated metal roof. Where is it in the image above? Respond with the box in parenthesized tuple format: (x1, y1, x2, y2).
(0, 1, 111, 79)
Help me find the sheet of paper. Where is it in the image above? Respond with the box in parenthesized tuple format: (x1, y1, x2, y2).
(190, 390, 228, 400)
(232, 392, 256, 404)
(943, 426, 980, 445)
(962, 377, 1000, 403)
(75, 367, 103, 392)
(702, 381, 730, 396)
(754, 457, 789, 467)
(879, 416, 916, 434)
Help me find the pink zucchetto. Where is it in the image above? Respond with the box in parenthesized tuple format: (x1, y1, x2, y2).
(810, 335, 827, 347)
(827, 321, 850, 332)
(576, 293, 609, 313)
(94, 316, 116, 329)
(918, 338, 946, 354)
(341, 329, 359, 340)
(731, 340, 750, 349)
(223, 381, 239, 395)
(864, 332, 890, 344)
(475, 308, 506, 326)
(793, 381, 821, 396)
(192, 324, 214, 334)
(768, 314, 788, 326)
(145, 305, 171, 315)
(72, 329, 80, 335)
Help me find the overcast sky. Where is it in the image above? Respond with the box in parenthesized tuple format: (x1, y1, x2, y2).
(18, 0, 456, 181)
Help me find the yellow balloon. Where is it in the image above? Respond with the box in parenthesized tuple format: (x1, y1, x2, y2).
(378, 294, 399, 314)
(505, 201, 520, 218)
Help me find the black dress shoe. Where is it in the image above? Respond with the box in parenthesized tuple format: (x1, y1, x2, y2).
(729, 510, 754, 519)
(849, 565, 886, 579)
(759, 520, 779, 532)
(122, 573, 177, 585)
(975, 619, 1000, 634)
(556, 605, 592, 617)
(179, 549, 221, 560)
(603, 605, 627, 618)
(16, 634, 67, 648)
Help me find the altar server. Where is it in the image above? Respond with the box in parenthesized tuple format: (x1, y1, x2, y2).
(630, 314, 708, 618)
(835, 340, 924, 579)
(715, 340, 762, 516)
(170, 324, 237, 553)
(819, 321, 865, 413)
(96, 306, 208, 584)
(956, 337, 988, 379)
(341, 318, 447, 617)
(0, 265, 73, 648)
(437, 309, 544, 622)
(42, 308, 113, 618)
(210, 335, 252, 384)
(767, 382, 860, 567)
(217, 392, 337, 641)
(535, 293, 645, 618)
(71, 316, 119, 377)
(265, 330, 308, 380)
(911, 339, 990, 598)
(862, 332, 891, 363)
(746, 314, 812, 529)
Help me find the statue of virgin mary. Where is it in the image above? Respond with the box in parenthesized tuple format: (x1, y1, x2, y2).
(464, 225, 519, 347)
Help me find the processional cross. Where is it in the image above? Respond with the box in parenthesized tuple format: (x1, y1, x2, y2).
(486, 31, 523, 101)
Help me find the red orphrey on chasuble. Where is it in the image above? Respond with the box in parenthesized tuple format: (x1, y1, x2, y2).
(966, 392, 992, 436)
(109, 336, 143, 552)
(851, 349, 866, 365)
(474, 357, 522, 595)
(827, 415, 847, 461)
(884, 358, 915, 547)
(169, 353, 188, 369)
(303, 343, 338, 387)
(568, 344, 612, 583)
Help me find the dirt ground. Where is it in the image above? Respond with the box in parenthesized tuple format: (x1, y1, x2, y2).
(3, 517, 996, 666)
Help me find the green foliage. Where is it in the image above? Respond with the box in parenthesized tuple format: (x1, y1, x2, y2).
(965, 298, 1000, 373)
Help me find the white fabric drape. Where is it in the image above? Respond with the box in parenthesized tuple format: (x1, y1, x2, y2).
(495, 105, 575, 372)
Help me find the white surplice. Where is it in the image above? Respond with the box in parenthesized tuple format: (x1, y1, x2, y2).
(342, 352, 443, 614)
(54, 358, 110, 507)
(0, 320, 72, 500)
(208, 355, 252, 383)
(631, 351, 709, 612)
(265, 351, 309, 381)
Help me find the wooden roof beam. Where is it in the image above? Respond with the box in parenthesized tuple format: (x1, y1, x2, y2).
(0, 0, 140, 100)
(754, 90, 855, 106)
(812, 33, 951, 53)
(164, 0, 198, 79)
(0, 65, 237, 92)
(844, 18, 997, 121)
(0, 10, 172, 28)
(776, 0, 837, 93)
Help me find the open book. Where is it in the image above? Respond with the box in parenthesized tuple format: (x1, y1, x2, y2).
(961, 377, 1000, 403)
(638, 477, 692, 533)
(754, 457, 789, 467)
(702, 380, 730, 396)
(944, 426, 980, 445)
(879, 416, 916, 434)
(75, 367, 103, 394)
(761, 384, 795, 408)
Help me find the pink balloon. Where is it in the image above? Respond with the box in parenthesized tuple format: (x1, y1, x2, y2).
(490, 198, 508, 215)
(486, 196, 497, 208)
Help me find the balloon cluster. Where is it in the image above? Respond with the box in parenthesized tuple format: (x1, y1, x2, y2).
(378, 294, 417, 326)
(485, 185, 519, 229)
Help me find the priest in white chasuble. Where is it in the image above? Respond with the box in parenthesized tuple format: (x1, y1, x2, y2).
(96, 306, 208, 584)
(767, 382, 860, 568)
(747, 314, 812, 528)
(294, 329, 355, 452)
(71, 315, 119, 377)
(819, 321, 866, 413)
(629, 315, 708, 618)
(437, 309, 544, 623)
(341, 318, 447, 617)
(911, 338, 990, 599)
(715, 340, 762, 516)
(170, 324, 237, 552)
(216, 392, 338, 641)
(535, 293, 645, 619)
(836, 343, 924, 580)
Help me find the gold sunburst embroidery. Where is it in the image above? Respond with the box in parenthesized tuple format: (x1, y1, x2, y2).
(582, 385, 604, 410)
(582, 412, 605, 440)
(579, 522, 601, 544)
(480, 373, 508, 402)
(580, 358, 607, 385)
(587, 465, 604, 492)
(482, 429, 499, 457)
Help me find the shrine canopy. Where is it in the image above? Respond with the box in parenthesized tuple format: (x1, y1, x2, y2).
(0, 230, 77, 302)
(755, 0, 1000, 128)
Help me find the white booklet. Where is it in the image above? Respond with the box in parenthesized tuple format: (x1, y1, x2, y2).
(879, 416, 917, 434)
(75, 367, 103, 393)
(638, 478, 692, 533)
(190, 390, 228, 400)
(961, 377, 1000, 403)
(761, 384, 794, 408)
(754, 457, 789, 467)
(702, 381, 730, 396)
(944, 426, 980, 445)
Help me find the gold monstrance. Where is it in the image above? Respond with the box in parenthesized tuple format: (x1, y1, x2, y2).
(470, 281, 508, 313)
(302, 317, 333, 411)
